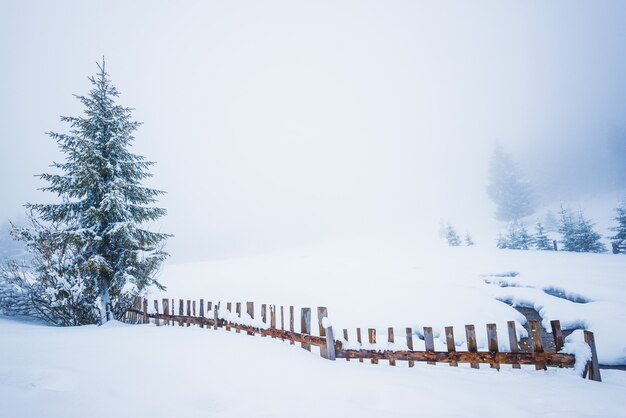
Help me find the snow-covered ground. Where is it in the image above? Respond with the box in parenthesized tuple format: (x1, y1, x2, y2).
(2, 235, 626, 417)
(1, 318, 626, 418)
(160, 234, 626, 365)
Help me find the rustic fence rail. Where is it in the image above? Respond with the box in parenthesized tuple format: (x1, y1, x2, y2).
(124, 296, 601, 382)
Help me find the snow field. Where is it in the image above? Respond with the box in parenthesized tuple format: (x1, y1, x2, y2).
(1, 318, 626, 418)
(159, 234, 626, 365)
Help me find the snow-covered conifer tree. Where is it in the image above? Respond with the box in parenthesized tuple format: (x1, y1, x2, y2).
(496, 233, 509, 249)
(486, 144, 535, 221)
(558, 205, 577, 251)
(610, 200, 626, 253)
(559, 205, 605, 253)
(464, 233, 475, 246)
(496, 220, 533, 250)
(534, 221, 552, 250)
(573, 211, 606, 253)
(1, 60, 170, 325)
(445, 223, 461, 246)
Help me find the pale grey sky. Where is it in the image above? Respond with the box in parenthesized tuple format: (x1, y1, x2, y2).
(1, 1, 625, 260)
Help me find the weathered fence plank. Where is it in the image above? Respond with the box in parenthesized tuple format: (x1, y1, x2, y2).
(368, 329, 378, 364)
(406, 328, 414, 367)
(507, 321, 521, 369)
(324, 323, 336, 361)
(335, 349, 575, 367)
(445, 326, 457, 367)
(143, 299, 149, 324)
(270, 306, 276, 338)
(343, 329, 350, 362)
(198, 299, 204, 328)
(550, 320, 564, 353)
(465, 325, 479, 369)
(357, 328, 363, 363)
(388, 328, 396, 366)
(301, 308, 311, 351)
(487, 323, 499, 370)
(424, 327, 435, 365)
(583, 331, 602, 382)
(162, 299, 169, 326)
(289, 306, 295, 345)
(529, 319, 546, 371)
(246, 302, 254, 336)
(318, 307, 328, 358)
(154, 300, 160, 326)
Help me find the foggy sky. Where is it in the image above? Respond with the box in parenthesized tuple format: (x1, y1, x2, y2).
(1, 1, 626, 261)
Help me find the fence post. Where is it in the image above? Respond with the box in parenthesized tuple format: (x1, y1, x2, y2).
(226, 303, 232, 331)
(154, 300, 160, 326)
(406, 328, 414, 367)
(487, 323, 499, 370)
(261, 304, 267, 337)
(280, 306, 285, 331)
(301, 308, 311, 351)
(246, 302, 254, 336)
(424, 327, 435, 365)
(270, 305, 276, 338)
(465, 325, 479, 369)
(186, 300, 191, 327)
(583, 331, 602, 382)
(445, 326, 457, 367)
(507, 321, 520, 369)
(388, 328, 396, 366)
(143, 299, 149, 324)
(199, 299, 205, 328)
(343, 329, 350, 362)
(324, 322, 336, 361)
(529, 319, 546, 370)
(368, 329, 378, 364)
(356, 328, 363, 363)
(317, 307, 328, 358)
(162, 298, 169, 326)
(550, 320, 564, 352)
(235, 302, 241, 333)
(289, 306, 295, 345)
(213, 302, 219, 330)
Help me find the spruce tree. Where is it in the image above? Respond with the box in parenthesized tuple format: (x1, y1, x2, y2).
(558, 205, 577, 251)
(610, 200, 626, 253)
(1, 60, 170, 325)
(445, 223, 461, 246)
(496, 220, 533, 250)
(486, 144, 535, 221)
(573, 211, 606, 253)
(534, 221, 552, 250)
(559, 205, 606, 253)
(464, 233, 475, 246)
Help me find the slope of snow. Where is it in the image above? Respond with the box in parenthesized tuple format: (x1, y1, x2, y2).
(159, 234, 626, 364)
(1, 317, 626, 418)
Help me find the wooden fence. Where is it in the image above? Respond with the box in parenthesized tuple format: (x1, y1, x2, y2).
(124, 297, 602, 382)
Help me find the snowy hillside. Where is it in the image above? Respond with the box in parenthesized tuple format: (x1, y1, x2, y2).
(160, 235, 626, 365)
(2, 234, 626, 417)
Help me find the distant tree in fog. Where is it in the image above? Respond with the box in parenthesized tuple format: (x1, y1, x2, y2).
(445, 223, 461, 246)
(487, 144, 535, 221)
